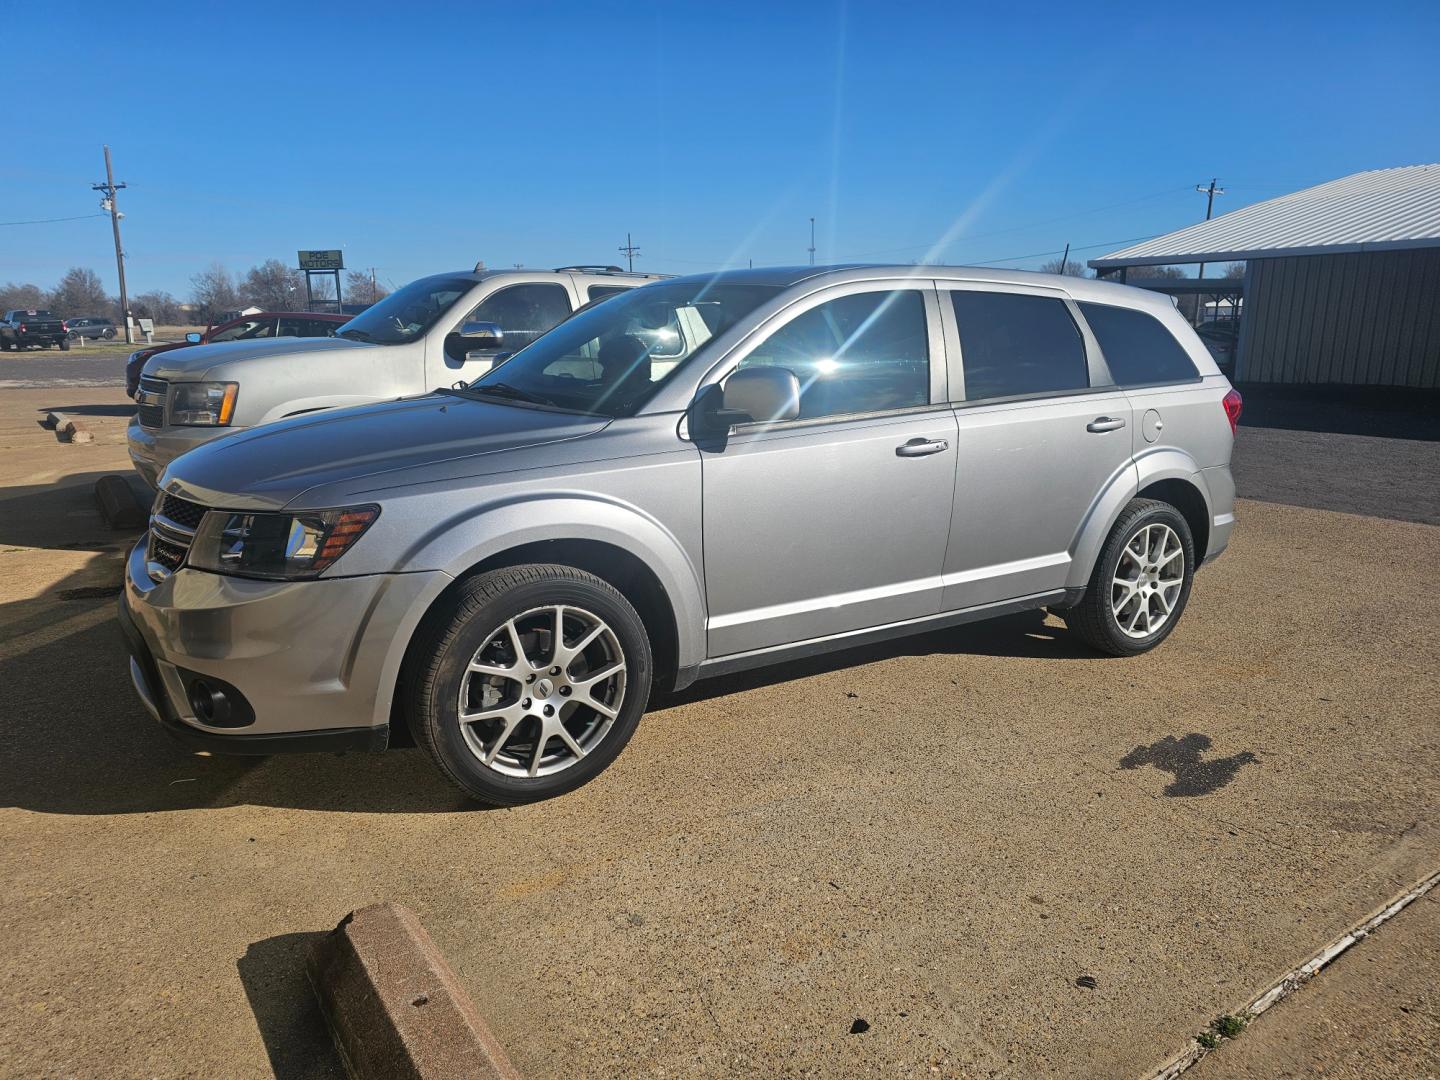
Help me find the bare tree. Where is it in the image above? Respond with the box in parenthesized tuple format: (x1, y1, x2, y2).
(345, 270, 389, 306)
(47, 267, 112, 317)
(132, 290, 183, 325)
(1222, 262, 1246, 279)
(190, 263, 240, 324)
(0, 282, 46, 311)
(1037, 256, 1091, 278)
(242, 259, 307, 311)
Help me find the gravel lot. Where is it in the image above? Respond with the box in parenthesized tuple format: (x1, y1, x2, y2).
(0, 387, 1435, 1078)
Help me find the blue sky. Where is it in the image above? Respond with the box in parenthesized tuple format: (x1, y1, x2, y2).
(3, 0, 1438, 298)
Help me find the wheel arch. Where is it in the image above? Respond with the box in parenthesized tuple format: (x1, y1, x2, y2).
(1066, 449, 1212, 591)
(380, 495, 706, 741)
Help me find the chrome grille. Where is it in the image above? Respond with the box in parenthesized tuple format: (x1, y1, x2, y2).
(137, 375, 167, 428)
(146, 491, 209, 581)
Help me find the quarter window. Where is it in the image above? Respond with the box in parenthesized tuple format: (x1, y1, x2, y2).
(465, 283, 573, 354)
(1077, 302, 1199, 386)
(738, 290, 930, 420)
(949, 291, 1088, 401)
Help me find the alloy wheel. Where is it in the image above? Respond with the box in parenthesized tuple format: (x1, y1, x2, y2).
(1111, 522, 1186, 639)
(456, 604, 627, 777)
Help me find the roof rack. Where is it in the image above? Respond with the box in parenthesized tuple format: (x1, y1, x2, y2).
(553, 264, 627, 274)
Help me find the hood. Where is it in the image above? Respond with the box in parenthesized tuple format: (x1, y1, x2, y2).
(162, 395, 610, 510)
(145, 336, 372, 380)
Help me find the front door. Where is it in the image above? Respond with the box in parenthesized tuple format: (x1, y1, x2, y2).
(700, 286, 958, 657)
(436, 282, 575, 386)
(938, 285, 1136, 609)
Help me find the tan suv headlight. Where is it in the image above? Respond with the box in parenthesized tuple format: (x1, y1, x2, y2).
(188, 506, 379, 579)
(169, 381, 238, 426)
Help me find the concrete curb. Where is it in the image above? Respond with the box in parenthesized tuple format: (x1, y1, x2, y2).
(46, 411, 94, 444)
(1142, 867, 1440, 1079)
(307, 901, 521, 1080)
(94, 474, 148, 530)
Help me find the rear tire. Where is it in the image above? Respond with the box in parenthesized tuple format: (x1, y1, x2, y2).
(58, 337, 70, 351)
(102, 328, 116, 339)
(404, 564, 653, 806)
(1060, 498, 1196, 656)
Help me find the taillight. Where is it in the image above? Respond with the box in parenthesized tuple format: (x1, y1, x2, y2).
(17, 323, 25, 333)
(61, 321, 69, 332)
(1222, 388, 1243, 434)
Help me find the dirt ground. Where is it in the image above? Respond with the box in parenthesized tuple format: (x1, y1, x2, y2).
(0, 387, 1435, 1078)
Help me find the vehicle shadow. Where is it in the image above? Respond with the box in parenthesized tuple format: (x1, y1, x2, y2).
(659, 608, 1097, 708)
(0, 468, 147, 552)
(237, 933, 346, 1080)
(39, 402, 136, 419)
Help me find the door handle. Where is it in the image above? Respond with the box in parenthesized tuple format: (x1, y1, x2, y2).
(896, 437, 950, 457)
(1086, 416, 1126, 433)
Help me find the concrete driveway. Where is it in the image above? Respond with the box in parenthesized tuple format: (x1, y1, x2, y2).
(0, 388, 1435, 1078)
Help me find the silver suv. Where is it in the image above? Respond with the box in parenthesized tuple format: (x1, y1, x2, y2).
(119, 265, 1240, 805)
(127, 266, 664, 487)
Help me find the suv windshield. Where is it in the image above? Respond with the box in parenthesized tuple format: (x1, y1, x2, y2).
(337, 275, 474, 345)
(467, 281, 781, 417)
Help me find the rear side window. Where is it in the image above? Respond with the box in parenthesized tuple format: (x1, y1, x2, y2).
(587, 284, 630, 302)
(1078, 302, 1199, 386)
(949, 291, 1088, 401)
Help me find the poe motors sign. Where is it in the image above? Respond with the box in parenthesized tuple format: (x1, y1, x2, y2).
(297, 249, 344, 271)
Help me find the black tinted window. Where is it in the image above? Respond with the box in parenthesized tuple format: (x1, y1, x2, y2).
(467, 283, 573, 354)
(1078, 302, 1199, 386)
(949, 291, 1087, 400)
(740, 290, 929, 419)
(587, 284, 630, 301)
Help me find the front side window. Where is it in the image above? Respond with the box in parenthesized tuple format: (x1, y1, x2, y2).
(336, 274, 474, 346)
(737, 290, 930, 420)
(464, 283, 573, 355)
(209, 318, 277, 342)
(1077, 302, 1199, 386)
(949, 291, 1088, 401)
(465, 281, 780, 417)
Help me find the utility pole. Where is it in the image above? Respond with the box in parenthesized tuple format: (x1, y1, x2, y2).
(1193, 178, 1225, 326)
(1057, 242, 1070, 276)
(1194, 178, 1224, 281)
(808, 217, 816, 266)
(619, 233, 641, 272)
(92, 146, 132, 343)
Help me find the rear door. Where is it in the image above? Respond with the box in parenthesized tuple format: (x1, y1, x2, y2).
(938, 284, 1135, 609)
(700, 282, 957, 656)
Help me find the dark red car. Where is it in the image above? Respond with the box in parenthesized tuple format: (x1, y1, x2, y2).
(125, 311, 349, 396)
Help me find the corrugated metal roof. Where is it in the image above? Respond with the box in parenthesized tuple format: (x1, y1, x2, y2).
(1090, 164, 1440, 268)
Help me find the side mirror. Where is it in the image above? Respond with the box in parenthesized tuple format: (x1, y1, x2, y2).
(184, 332, 202, 344)
(722, 366, 801, 424)
(457, 321, 504, 348)
(689, 366, 801, 441)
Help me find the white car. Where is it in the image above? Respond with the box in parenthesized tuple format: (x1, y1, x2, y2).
(127, 265, 664, 486)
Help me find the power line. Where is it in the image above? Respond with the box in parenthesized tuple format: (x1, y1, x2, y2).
(0, 212, 107, 227)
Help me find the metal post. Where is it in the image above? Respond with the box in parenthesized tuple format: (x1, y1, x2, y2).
(102, 146, 132, 344)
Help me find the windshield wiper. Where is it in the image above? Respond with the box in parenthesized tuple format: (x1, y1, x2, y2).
(438, 382, 598, 416)
(338, 328, 377, 342)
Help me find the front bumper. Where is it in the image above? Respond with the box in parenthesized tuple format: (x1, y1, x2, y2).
(120, 538, 448, 753)
(127, 417, 238, 488)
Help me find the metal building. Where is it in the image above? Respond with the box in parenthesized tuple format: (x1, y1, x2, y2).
(1091, 165, 1440, 388)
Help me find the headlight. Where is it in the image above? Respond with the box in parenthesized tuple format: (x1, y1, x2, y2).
(169, 381, 239, 426)
(188, 506, 379, 580)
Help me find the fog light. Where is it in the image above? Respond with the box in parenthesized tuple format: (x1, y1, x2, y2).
(188, 679, 232, 726)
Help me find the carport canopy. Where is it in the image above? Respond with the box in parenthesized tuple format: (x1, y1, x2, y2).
(1089, 163, 1440, 271)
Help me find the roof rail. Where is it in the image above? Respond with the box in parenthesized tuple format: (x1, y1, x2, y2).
(553, 264, 627, 273)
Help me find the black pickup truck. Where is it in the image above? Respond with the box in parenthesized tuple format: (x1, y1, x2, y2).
(1, 310, 70, 350)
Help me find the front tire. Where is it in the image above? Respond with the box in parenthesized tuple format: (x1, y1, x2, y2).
(1060, 498, 1195, 656)
(405, 564, 653, 806)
